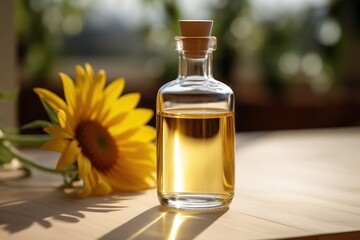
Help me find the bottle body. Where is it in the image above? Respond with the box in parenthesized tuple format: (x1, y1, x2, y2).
(156, 109, 235, 210)
(156, 51, 235, 210)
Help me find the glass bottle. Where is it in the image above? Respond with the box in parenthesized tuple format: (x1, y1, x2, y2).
(156, 20, 235, 210)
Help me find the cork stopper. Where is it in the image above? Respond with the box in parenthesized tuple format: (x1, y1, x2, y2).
(179, 20, 213, 37)
(176, 20, 216, 58)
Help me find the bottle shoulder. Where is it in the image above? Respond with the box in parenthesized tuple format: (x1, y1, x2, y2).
(158, 77, 234, 95)
(157, 77, 235, 112)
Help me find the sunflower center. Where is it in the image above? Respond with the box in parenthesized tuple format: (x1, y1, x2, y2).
(75, 120, 118, 172)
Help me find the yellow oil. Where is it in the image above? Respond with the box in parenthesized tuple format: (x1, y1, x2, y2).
(157, 109, 235, 210)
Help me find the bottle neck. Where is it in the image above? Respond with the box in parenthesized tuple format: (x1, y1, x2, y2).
(178, 52, 213, 79)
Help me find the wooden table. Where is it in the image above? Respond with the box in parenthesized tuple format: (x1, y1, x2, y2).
(1, 128, 360, 240)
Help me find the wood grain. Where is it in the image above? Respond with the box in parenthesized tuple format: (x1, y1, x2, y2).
(1, 128, 360, 239)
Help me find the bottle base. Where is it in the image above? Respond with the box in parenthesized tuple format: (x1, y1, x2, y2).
(158, 192, 233, 211)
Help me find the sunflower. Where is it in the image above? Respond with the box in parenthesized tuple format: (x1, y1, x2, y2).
(34, 63, 156, 196)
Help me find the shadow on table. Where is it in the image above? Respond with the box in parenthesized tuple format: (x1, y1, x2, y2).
(0, 190, 132, 234)
(99, 205, 227, 240)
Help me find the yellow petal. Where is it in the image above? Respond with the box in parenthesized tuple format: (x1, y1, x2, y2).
(127, 126, 156, 143)
(95, 69, 106, 87)
(75, 64, 86, 88)
(109, 108, 153, 135)
(79, 177, 92, 197)
(80, 80, 96, 120)
(106, 167, 155, 191)
(85, 63, 94, 82)
(112, 128, 139, 141)
(56, 140, 80, 170)
(113, 93, 140, 112)
(120, 142, 156, 159)
(102, 170, 145, 191)
(118, 141, 155, 157)
(114, 159, 155, 174)
(114, 126, 155, 144)
(103, 93, 141, 124)
(94, 72, 106, 98)
(104, 78, 125, 104)
(54, 110, 75, 136)
(95, 173, 113, 195)
(94, 78, 125, 122)
(85, 170, 112, 195)
(123, 155, 156, 168)
(80, 91, 92, 120)
(59, 73, 76, 113)
(90, 69, 106, 111)
(77, 154, 91, 178)
(74, 64, 94, 120)
(90, 97, 107, 121)
(73, 65, 87, 119)
(44, 125, 73, 139)
(103, 112, 127, 128)
(41, 138, 69, 152)
(57, 109, 67, 128)
(73, 90, 84, 122)
(34, 88, 68, 113)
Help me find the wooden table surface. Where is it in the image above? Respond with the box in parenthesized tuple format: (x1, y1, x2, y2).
(1, 128, 360, 240)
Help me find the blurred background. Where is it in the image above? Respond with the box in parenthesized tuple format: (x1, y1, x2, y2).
(1, 0, 359, 133)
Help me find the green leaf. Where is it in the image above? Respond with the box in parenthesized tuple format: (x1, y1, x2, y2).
(21, 120, 52, 130)
(40, 98, 59, 125)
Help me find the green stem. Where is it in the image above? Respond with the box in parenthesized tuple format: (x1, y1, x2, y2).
(5, 142, 63, 174)
(4, 134, 52, 147)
